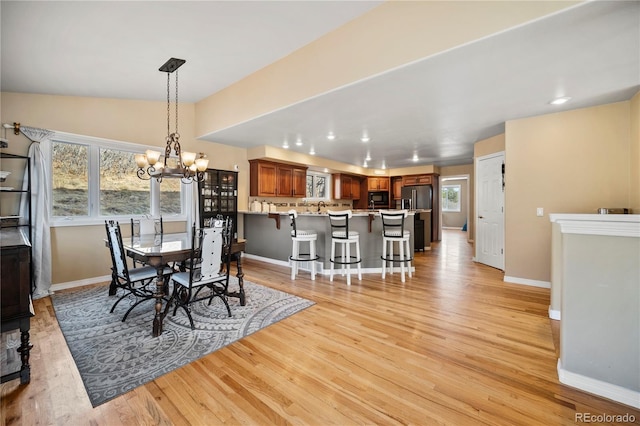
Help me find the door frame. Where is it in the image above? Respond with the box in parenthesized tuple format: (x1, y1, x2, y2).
(440, 174, 471, 241)
(474, 151, 505, 269)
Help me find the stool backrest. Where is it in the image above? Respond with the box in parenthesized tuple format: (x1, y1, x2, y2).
(288, 209, 299, 237)
(380, 210, 408, 237)
(328, 209, 352, 239)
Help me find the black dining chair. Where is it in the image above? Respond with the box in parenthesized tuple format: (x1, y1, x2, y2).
(105, 220, 174, 321)
(170, 218, 234, 329)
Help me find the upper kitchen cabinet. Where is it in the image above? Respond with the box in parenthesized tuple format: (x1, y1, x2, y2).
(391, 177, 403, 200)
(403, 174, 432, 186)
(249, 159, 308, 197)
(367, 177, 389, 192)
(292, 167, 307, 198)
(333, 173, 362, 200)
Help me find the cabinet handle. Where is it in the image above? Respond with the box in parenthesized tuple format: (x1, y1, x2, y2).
(478, 216, 484, 219)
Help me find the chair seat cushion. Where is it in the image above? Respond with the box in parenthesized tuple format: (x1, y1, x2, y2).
(126, 265, 173, 282)
(332, 230, 359, 239)
(172, 271, 227, 288)
(383, 230, 411, 239)
(291, 229, 317, 237)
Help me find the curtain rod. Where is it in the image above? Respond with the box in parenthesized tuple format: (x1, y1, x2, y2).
(2, 122, 20, 135)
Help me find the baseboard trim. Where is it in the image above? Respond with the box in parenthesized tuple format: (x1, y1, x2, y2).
(548, 307, 561, 320)
(51, 274, 112, 292)
(503, 275, 551, 289)
(242, 253, 416, 276)
(557, 359, 640, 409)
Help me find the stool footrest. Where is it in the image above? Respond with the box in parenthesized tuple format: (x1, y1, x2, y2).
(381, 254, 413, 263)
(330, 256, 362, 266)
(290, 254, 320, 262)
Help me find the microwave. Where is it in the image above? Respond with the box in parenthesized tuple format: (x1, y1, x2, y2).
(369, 191, 389, 205)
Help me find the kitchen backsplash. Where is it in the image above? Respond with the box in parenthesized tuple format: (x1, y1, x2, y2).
(248, 197, 351, 213)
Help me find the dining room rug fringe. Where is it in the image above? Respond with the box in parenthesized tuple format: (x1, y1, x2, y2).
(51, 278, 314, 407)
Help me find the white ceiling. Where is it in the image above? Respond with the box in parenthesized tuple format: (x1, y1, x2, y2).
(2, 1, 639, 169)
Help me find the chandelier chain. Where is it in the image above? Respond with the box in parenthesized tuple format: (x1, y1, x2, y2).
(166, 72, 170, 137)
(175, 69, 179, 135)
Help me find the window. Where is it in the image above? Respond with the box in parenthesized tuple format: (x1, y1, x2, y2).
(306, 172, 330, 200)
(49, 133, 187, 225)
(441, 184, 461, 212)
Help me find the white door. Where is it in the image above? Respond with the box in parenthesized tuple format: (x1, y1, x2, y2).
(475, 152, 504, 270)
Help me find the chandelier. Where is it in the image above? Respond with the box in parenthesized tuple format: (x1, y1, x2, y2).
(135, 58, 208, 183)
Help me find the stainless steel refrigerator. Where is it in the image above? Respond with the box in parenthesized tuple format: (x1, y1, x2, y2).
(400, 185, 432, 210)
(400, 185, 433, 250)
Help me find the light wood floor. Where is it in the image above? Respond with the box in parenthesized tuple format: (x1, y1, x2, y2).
(2, 230, 638, 425)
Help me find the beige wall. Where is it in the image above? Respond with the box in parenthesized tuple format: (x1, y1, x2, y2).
(1, 92, 248, 284)
(630, 92, 640, 212)
(505, 100, 632, 283)
(196, 1, 578, 137)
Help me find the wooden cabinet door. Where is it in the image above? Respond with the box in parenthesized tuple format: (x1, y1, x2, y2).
(392, 177, 403, 199)
(276, 165, 293, 197)
(378, 178, 389, 191)
(292, 167, 307, 197)
(340, 175, 352, 198)
(351, 177, 361, 200)
(1, 243, 31, 321)
(417, 175, 432, 185)
(367, 178, 378, 191)
(257, 162, 277, 196)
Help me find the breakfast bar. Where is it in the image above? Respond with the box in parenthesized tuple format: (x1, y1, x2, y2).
(242, 210, 429, 273)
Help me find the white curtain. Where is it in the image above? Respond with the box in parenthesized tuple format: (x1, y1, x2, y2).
(18, 126, 53, 299)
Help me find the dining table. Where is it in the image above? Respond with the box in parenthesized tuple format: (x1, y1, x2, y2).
(115, 232, 247, 337)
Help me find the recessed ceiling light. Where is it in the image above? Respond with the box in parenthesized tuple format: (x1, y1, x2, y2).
(365, 153, 371, 161)
(295, 138, 303, 146)
(327, 132, 335, 140)
(363, 161, 368, 168)
(309, 148, 315, 155)
(282, 142, 289, 149)
(361, 135, 370, 143)
(550, 96, 571, 105)
(412, 154, 419, 162)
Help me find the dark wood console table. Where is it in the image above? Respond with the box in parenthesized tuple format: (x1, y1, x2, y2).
(1, 228, 33, 384)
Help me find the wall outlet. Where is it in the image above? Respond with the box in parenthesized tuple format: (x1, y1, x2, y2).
(536, 207, 544, 217)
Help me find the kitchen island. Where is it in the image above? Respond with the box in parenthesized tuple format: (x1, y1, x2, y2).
(241, 210, 428, 274)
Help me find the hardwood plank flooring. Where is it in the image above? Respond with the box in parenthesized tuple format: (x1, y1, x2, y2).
(2, 230, 639, 425)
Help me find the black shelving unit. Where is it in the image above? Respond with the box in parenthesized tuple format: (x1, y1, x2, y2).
(198, 168, 238, 238)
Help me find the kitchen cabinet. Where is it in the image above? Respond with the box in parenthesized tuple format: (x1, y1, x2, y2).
(403, 174, 432, 186)
(333, 173, 362, 200)
(249, 160, 308, 197)
(292, 167, 307, 197)
(367, 177, 389, 191)
(392, 177, 403, 200)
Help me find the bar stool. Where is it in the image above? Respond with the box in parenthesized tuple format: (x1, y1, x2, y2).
(380, 210, 413, 282)
(288, 209, 318, 280)
(328, 210, 362, 285)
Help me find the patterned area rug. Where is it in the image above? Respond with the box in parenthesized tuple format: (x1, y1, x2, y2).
(51, 278, 314, 407)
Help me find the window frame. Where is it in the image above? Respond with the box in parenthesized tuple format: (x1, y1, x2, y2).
(305, 171, 331, 201)
(47, 132, 189, 227)
(441, 184, 462, 212)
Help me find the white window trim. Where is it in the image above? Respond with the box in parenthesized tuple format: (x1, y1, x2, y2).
(305, 171, 331, 201)
(442, 184, 461, 213)
(48, 131, 189, 227)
